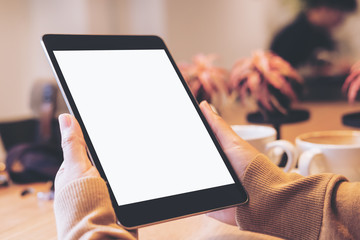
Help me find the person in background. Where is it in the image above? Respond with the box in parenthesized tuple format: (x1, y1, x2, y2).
(270, 0, 357, 77)
(54, 101, 360, 240)
(5, 83, 62, 184)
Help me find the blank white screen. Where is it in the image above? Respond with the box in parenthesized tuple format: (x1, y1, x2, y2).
(54, 49, 234, 205)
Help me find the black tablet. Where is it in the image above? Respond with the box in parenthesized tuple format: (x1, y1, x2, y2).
(41, 34, 247, 228)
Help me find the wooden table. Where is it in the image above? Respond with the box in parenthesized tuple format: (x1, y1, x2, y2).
(0, 181, 57, 240)
(0, 180, 275, 240)
(1, 101, 359, 239)
(220, 101, 360, 142)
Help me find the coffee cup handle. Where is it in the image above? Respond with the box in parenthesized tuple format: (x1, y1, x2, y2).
(298, 148, 323, 176)
(265, 140, 296, 172)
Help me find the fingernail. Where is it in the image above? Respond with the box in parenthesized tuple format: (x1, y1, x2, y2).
(59, 114, 72, 131)
(203, 101, 218, 114)
(202, 101, 211, 110)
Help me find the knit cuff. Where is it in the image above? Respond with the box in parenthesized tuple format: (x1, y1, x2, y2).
(54, 177, 115, 234)
(236, 154, 336, 240)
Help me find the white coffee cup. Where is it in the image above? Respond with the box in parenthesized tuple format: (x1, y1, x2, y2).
(296, 130, 360, 181)
(231, 125, 296, 172)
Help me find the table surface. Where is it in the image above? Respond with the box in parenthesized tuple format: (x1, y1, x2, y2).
(0, 180, 276, 240)
(0, 181, 57, 240)
(1, 101, 360, 239)
(220, 101, 360, 142)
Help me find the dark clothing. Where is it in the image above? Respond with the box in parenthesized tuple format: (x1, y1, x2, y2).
(270, 13, 335, 68)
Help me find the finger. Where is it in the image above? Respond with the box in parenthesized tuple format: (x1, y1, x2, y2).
(59, 114, 91, 168)
(206, 207, 237, 226)
(199, 101, 247, 149)
(199, 101, 258, 181)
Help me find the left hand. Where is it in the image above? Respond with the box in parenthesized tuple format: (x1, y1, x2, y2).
(55, 114, 100, 193)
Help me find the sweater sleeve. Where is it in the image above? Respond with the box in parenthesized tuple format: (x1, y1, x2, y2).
(236, 154, 352, 240)
(54, 177, 137, 240)
(320, 180, 360, 239)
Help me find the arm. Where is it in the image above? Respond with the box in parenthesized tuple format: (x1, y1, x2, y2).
(54, 114, 137, 240)
(200, 101, 359, 239)
(320, 180, 360, 239)
(54, 177, 137, 240)
(236, 154, 351, 239)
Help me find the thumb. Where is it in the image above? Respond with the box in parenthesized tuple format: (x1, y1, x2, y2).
(55, 114, 99, 192)
(199, 101, 258, 181)
(199, 101, 250, 149)
(58, 114, 91, 168)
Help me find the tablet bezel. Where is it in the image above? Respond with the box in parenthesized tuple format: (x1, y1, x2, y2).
(41, 34, 248, 228)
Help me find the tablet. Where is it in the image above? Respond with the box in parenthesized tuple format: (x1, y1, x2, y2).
(41, 34, 247, 228)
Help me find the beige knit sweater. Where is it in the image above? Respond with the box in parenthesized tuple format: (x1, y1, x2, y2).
(54, 154, 360, 239)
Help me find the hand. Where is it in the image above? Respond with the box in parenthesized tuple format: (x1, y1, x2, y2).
(199, 101, 259, 225)
(55, 114, 100, 193)
(55, 104, 258, 227)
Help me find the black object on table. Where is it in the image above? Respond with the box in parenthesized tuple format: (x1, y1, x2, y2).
(0, 119, 60, 151)
(247, 109, 310, 140)
(342, 112, 360, 128)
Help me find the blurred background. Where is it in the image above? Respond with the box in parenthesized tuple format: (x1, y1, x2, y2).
(1, 0, 360, 164)
(3, 2, 360, 238)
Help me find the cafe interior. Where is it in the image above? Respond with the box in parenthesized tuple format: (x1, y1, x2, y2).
(1, 0, 360, 239)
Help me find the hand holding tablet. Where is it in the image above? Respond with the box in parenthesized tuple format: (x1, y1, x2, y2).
(42, 35, 251, 228)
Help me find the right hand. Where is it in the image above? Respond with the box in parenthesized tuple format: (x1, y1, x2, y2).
(199, 101, 259, 225)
